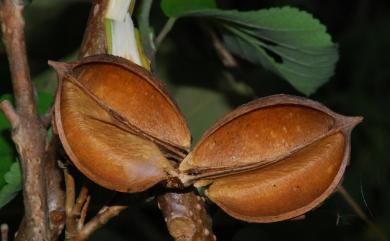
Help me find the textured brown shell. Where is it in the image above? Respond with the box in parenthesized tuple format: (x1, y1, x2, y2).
(180, 95, 361, 222)
(70, 55, 191, 151)
(52, 55, 190, 192)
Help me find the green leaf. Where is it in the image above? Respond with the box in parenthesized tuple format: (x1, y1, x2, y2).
(0, 94, 14, 188)
(0, 137, 12, 157)
(37, 91, 53, 115)
(161, 0, 216, 17)
(0, 161, 22, 209)
(0, 94, 13, 131)
(175, 7, 339, 95)
(0, 94, 14, 158)
(0, 93, 17, 197)
(0, 155, 13, 187)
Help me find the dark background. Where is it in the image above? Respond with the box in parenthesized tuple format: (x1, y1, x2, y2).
(1, 0, 390, 240)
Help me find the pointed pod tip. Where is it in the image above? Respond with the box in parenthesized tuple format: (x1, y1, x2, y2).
(48, 60, 72, 78)
(356, 116, 364, 122)
(349, 116, 364, 127)
(339, 115, 363, 133)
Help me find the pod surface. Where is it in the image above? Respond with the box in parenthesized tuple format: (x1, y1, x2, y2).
(53, 55, 190, 192)
(180, 95, 361, 222)
(72, 56, 191, 150)
(180, 104, 334, 173)
(207, 133, 346, 222)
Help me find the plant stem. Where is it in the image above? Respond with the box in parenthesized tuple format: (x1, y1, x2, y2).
(45, 137, 66, 241)
(205, 26, 238, 68)
(136, 0, 155, 69)
(158, 192, 215, 241)
(0, 1, 36, 116)
(155, 17, 176, 48)
(74, 205, 127, 241)
(337, 185, 388, 241)
(1, 224, 8, 241)
(0, 1, 50, 240)
(79, 0, 109, 57)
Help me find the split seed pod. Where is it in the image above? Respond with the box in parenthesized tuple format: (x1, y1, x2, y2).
(50, 55, 190, 192)
(179, 95, 362, 222)
(51, 54, 362, 223)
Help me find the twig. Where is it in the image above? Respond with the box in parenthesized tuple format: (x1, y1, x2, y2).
(62, 168, 88, 241)
(158, 192, 215, 241)
(62, 171, 126, 241)
(41, 106, 54, 129)
(45, 137, 66, 241)
(337, 185, 388, 241)
(206, 27, 238, 68)
(63, 168, 92, 241)
(79, 0, 110, 57)
(155, 17, 176, 48)
(1, 224, 8, 241)
(72, 185, 89, 218)
(0, 100, 19, 127)
(74, 205, 127, 241)
(63, 167, 77, 240)
(78, 196, 91, 229)
(14, 219, 27, 241)
(64, 168, 76, 217)
(0, 1, 49, 240)
(0, 1, 36, 115)
(205, 25, 255, 98)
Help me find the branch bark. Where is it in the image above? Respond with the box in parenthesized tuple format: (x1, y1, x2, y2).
(15, 137, 66, 241)
(206, 27, 238, 68)
(0, 1, 50, 240)
(63, 167, 87, 240)
(74, 205, 127, 241)
(158, 192, 215, 241)
(45, 138, 66, 241)
(79, 0, 109, 58)
(0, 100, 19, 127)
(1, 224, 8, 241)
(63, 166, 127, 241)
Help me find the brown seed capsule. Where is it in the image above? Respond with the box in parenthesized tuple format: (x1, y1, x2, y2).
(50, 55, 190, 192)
(50, 54, 362, 223)
(179, 95, 362, 222)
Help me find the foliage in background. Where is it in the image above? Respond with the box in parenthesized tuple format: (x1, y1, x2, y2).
(161, 0, 338, 95)
(0, 162, 21, 208)
(0, 95, 14, 191)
